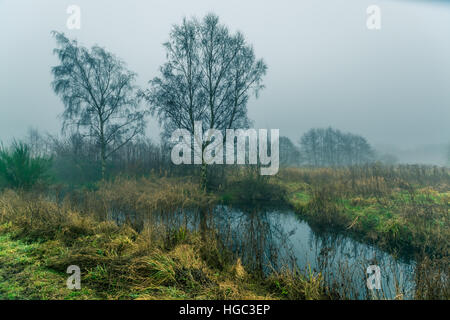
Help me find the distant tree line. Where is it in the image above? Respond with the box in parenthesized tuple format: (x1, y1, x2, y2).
(7, 125, 378, 188)
(0, 13, 419, 191)
(279, 136, 300, 167)
(20, 129, 178, 186)
(277, 128, 376, 168)
(298, 127, 375, 167)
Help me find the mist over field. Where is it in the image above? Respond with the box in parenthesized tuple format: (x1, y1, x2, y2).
(1, 0, 450, 165)
(0, 0, 449, 303)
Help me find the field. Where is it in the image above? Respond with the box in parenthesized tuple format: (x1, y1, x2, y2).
(0, 165, 448, 300)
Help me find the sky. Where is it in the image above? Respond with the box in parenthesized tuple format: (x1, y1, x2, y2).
(1, 0, 449, 160)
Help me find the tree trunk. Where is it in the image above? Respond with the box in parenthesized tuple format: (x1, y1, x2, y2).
(101, 151, 106, 180)
(201, 161, 208, 191)
(100, 121, 106, 180)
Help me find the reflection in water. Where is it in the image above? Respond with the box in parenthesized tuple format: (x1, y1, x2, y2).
(111, 205, 417, 299)
(208, 206, 416, 299)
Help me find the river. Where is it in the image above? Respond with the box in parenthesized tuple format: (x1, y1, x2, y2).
(111, 204, 417, 299)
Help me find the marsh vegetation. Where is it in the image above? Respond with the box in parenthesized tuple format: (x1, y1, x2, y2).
(0, 12, 448, 301)
(0, 159, 448, 299)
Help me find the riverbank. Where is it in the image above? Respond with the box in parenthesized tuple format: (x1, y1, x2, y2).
(276, 167, 449, 260)
(218, 166, 449, 299)
(0, 177, 326, 300)
(0, 230, 282, 300)
(0, 166, 448, 299)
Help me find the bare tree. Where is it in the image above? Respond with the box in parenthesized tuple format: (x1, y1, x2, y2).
(51, 32, 147, 178)
(142, 14, 267, 189)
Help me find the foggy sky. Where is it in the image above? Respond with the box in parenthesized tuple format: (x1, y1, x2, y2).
(1, 0, 449, 154)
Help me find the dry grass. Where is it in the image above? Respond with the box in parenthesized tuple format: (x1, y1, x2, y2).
(0, 177, 325, 300)
(280, 166, 449, 258)
(1, 166, 447, 300)
(276, 165, 449, 300)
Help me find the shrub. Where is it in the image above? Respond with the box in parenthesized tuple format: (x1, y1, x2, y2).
(0, 141, 52, 190)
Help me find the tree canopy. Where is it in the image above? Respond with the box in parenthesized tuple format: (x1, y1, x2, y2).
(51, 32, 147, 178)
(142, 13, 267, 143)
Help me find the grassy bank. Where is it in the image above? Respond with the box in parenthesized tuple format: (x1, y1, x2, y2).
(0, 165, 448, 300)
(0, 176, 326, 300)
(277, 166, 449, 259)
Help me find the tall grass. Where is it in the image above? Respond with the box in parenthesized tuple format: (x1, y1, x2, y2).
(281, 165, 449, 257)
(0, 165, 447, 300)
(0, 177, 327, 300)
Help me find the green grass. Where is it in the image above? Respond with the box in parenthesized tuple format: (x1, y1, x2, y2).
(282, 175, 449, 257)
(0, 233, 94, 299)
(0, 167, 448, 300)
(0, 228, 327, 300)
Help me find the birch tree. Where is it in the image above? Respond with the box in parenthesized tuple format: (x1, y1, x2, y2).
(51, 32, 146, 178)
(142, 14, 267, 189)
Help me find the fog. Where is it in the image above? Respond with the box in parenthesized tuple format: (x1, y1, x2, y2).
(1, 0, 449, 164)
